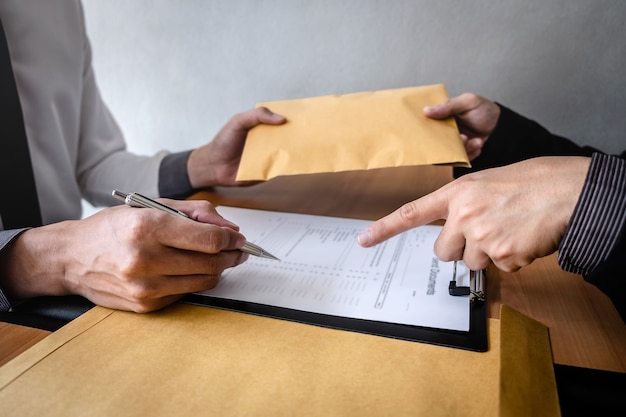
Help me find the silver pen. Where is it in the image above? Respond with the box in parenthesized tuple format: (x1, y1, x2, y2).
(112, 190, 279, 260)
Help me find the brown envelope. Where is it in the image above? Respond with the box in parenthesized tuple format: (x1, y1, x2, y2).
(0, 304, 559, 417)
(236, 84, 470, 181)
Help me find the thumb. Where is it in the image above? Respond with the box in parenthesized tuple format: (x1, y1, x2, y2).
(256, 106, 287, 125)
(423, 100, 454, 120)
(226, 107, 287, 133)
(424, 93, 480, 120)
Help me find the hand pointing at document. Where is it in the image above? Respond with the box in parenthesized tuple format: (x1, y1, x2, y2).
(358, 92, 595, 272)
(362, 90, 626, 326)
(357, 156, 590, 272)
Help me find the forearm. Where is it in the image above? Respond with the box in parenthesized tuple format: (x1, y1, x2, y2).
(0, 224, 72, 303)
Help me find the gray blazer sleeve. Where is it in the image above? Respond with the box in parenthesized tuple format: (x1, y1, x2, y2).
(0, 228, 29, 311)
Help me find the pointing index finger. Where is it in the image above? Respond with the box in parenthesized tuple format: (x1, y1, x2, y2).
(357, 188, 449, 247)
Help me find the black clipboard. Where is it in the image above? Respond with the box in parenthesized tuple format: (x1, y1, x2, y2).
(184, 269, 487, 352)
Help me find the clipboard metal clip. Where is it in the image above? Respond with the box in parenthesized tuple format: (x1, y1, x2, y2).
(448, 261, 486, 303)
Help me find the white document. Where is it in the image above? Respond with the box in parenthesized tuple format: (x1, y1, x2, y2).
(197, 207, 471, 331)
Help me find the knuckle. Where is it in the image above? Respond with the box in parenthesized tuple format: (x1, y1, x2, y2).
(202, 274, 220, 290)
(467, 92, 481, 103)
(121, 214, 153, 242)
(194, 199, 215, 211)
(466, 259, 490, 271)
(229, 112, 245, 125)
(491, 241, 515, 263)
(202, 230, 229, 252)
(203, 255, 222, 272)
(125, 282, 156, 302)
(256, 106, 271, 115)
(398, 203, 420, 226)
(229, 109, 256, 128)
(493, 260, 519, 273)
(455, 204, 475, 224)
(436, 250, 455, 263)
(130, 303, 155, 314)
(115, 247, 150, 278)
(189, 199, 217, 217)
(117, 254, 142, 277)
(203, 251, 246, 274)
(469, 223, 492, 243)
(204, 200, 217, 212)
(461, 252, 490, 271)
(459, 92, 480, 107)
(433, 237, 459, 262)
(488, 243, 533, 273)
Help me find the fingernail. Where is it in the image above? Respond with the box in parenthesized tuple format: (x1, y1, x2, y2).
(357, 229, 371, 246)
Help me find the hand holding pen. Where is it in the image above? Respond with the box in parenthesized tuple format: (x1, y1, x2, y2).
(9, 195, 260, 313)
(112, 190, 279, 260)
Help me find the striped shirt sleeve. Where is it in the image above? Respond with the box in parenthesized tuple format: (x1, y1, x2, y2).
(558, 153, 626, 275)
(0, 288, 10, 312)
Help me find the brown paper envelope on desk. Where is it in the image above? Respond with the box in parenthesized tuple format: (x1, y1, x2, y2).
(236, 84, 471, 181)
(0, 304, 559, 417)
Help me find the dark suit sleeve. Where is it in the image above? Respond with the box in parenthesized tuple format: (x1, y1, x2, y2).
(157, 150, 195, 199)
(454, 104, 597, 177)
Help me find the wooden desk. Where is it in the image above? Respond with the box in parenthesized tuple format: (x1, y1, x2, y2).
(2, 165, 625, 371)
(489, 257, 626, 371)
(0, 322, 50, 366)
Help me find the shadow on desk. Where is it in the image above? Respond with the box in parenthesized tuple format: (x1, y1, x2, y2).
(0, 295, 93, 331)
(555, 364, 626, 416)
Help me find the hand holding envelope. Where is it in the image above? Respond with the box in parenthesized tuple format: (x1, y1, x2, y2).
(236, 84, 470, 181)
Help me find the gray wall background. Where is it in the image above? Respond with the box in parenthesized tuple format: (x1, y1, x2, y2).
(80, 0, 625, 213)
